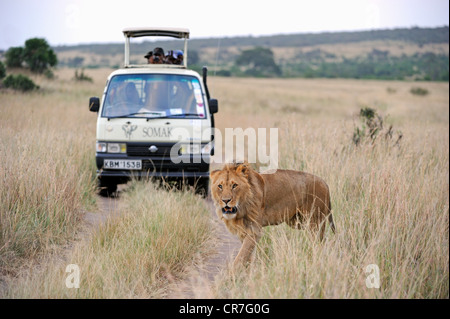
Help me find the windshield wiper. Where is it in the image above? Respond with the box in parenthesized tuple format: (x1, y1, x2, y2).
(163, 113, 203, 118)
(107, 111, 166, 120)
(142, 113, 204, 121)
(106, 112, 204, 121)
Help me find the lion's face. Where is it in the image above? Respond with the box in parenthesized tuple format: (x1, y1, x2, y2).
(211, 164, 251, 220)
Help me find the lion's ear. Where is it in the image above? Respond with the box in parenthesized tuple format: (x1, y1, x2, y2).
(210, 169, 221, 181)
(235, 163, 249, 177)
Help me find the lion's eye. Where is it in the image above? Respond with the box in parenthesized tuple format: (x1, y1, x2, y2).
(232, 184, 238, 189)
(218, 184, 223, 190)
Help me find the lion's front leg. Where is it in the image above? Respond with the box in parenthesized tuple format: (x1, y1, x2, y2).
(232, 234, 260, 269)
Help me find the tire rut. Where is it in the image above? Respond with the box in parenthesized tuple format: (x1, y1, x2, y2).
(166, 197, 241, 298)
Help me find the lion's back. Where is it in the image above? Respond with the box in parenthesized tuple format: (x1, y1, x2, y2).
(262, 169, 330, 214)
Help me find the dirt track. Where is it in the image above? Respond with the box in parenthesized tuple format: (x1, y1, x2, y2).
(87, 186, 241, 299)
(167, 197, 241, 298)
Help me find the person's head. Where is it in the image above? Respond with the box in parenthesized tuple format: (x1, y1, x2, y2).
(144, 51, 153, 64)
(174, 50, 184, 65)
(150, 47, 165, 64)
(165, 50, 175, 64)
(165, 50, 184, 65)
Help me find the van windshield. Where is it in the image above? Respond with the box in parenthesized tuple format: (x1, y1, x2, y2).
(102, 74, 206, 119)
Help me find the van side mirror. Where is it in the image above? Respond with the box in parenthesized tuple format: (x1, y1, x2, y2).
(89, 97, 99, 112)
(209, 98, 218, 114)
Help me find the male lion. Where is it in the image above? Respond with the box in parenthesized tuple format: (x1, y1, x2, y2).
(210, 163, 335, 268)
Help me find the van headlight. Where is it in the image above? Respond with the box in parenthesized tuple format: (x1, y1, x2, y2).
(201, 143, 212, 155)
(107, 143, 127, 153)
(96, 142, 107, 153)
(96, 142, 126, 153)
(179, 143, 212, 155)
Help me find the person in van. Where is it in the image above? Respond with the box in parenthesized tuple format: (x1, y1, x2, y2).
(144, 51, 153, 64)
(165, 50, 184, 65)
(174, 50, 183, 65)
(148, 47, 165, 64)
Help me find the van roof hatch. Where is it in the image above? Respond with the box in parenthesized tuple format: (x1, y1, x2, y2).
(122, 27, 190, 68)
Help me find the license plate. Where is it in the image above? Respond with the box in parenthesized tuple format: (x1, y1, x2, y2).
(104, 160, 142, 170)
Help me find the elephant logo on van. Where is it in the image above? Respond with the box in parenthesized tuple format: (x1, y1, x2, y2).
(122, 123, 137, 139)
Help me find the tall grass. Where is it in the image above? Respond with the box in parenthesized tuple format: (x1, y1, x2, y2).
(0, 70, 98, 274)
(1, 72, 447, 298)
(1, 68, 214, 298)
(2, 181, 212, 298)
(208, 77, 449, 298)
(213, 121, 448, 298)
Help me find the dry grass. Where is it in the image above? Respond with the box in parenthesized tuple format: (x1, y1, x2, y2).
(207, 77, 449, 298)
(272, 40, 449, 61)
(0, 69, 100, 274)
(213, 122, 448, 298)
(1, 67, 448, 298)
(1, 181, 212, 298)
(0, 68, 213, 298)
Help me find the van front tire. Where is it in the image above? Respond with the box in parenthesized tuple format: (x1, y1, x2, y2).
(98, 179, 118, 197)
(194, 178, 209, 198)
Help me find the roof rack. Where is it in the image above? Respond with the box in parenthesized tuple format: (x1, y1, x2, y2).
(122, 27, 190, 68)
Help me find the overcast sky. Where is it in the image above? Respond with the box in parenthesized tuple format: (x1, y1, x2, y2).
(0, 0, 448, 50)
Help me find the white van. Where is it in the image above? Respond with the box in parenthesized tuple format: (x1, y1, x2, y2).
(89, 28, 218, 196)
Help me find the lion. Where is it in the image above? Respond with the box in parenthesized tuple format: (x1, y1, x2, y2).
(210, 162, 335, 268)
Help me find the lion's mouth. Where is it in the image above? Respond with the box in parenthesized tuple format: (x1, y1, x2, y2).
(222, 206, 237, 215)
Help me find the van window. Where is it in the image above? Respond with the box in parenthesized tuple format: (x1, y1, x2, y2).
(102, 74, 206, 119)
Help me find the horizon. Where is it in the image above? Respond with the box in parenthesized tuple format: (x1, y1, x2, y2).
(47, 25, 449, 49)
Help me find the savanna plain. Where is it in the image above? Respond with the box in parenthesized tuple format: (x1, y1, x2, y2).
(0, 68, 448, 298)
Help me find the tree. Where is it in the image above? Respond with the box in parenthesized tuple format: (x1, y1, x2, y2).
(23, 38, 57, 73)
(235, 47, 281, 77)
(0, 61, 6, 80)
(5, 47, 24, 68)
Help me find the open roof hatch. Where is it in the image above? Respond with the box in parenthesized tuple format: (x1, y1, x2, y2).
(122, 27, 190, 68)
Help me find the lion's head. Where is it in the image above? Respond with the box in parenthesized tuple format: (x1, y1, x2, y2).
(210, 163, 264, 221)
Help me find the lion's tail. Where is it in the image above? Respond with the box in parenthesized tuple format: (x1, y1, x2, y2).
(328, 213, 336, 234)
(328, 199, 336, 234)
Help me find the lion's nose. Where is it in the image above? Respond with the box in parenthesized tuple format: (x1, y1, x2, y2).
(222, 198, 231, 205)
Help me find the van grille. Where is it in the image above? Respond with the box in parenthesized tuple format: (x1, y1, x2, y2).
(124, 142, 209, 174)
(127, 143, 175, 157)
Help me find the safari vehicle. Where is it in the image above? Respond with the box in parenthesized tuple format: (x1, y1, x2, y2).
(89, 27, 218, 196)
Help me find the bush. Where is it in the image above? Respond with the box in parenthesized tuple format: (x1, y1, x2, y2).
(410, 87, 429, 96)
(3, 74, 39, 92)
(44, 69, 55, 79)
(353, 107, 402, 146)
(74, 69, 93, 82)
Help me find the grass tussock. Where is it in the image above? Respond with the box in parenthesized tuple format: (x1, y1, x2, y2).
(1, 181, 212, 298)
